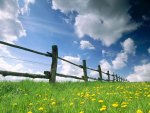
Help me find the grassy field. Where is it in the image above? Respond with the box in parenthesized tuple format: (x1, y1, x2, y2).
(0, 81, 150, 113)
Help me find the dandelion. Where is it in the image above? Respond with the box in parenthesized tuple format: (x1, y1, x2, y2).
(121, 102, 128, 105)
(121, 104, 127, 108)
(27, 111, 32, 113)
(91, 94, 95, 97)
(136, 109, 143, 113)
(51, 101, 56, 105)
(112, 103, 119, 107)
(80, 102, 84, 105)
(91, 98, 96, 101)
(99, 105, 107, 111)
(98, 99, 104, 103)
(79, 111, 84, 113)
(38, 107, 44, 111)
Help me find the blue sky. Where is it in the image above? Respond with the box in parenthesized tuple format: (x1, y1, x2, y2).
(0, 0, 150, 82)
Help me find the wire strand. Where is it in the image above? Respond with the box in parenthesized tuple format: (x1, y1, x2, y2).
(0, 55, 50, 66)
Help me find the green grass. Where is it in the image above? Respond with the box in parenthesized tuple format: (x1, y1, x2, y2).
(0, 81, 150, 113)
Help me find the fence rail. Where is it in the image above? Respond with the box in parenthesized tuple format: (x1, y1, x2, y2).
(0, 41, 128, 83)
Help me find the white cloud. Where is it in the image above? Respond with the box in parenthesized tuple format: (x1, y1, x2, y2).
(0, 0, 44, 82)
(52, 0, 139, 46)
(80, 40, 95, 50)
(0, 0, 26, 43)
(21, 0, 35, 14)
(0, 58, 24, 72)
(112, 38, 136, 70)
(100, 59, 112, 73)
(148, 47, 150, 54)
(127, 63, 150, 82)
(89, 71, 99, 79)
(112, 52, 128, 69)
(57, 55, 83, 81)
(121, 38, 136, 55)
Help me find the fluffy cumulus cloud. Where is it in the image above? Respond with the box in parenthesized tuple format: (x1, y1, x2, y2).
(99, 38, 136, 71)
(0, 0, 37, 82)
(0, 58, 24, 72)
(112, 52, 128, 69)
(21, 0, 35, 14)
(80, 40, 95, 50)
(100, 59, 112, 72)
(57, 56, 83, 81)
(127, 63, 150, 82)
(0, 0, 27, 55)
(121, 38, 137, 55)
(112, 38, 136, 69)
(52, 0, 138, 46)
(0, 0, 26, 43)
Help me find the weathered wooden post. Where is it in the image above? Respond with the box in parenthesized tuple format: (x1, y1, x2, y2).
(50, 45, 58, 83)
(98, 65, 102, 81)
(112, 72, 115, 82)
(116, 74, 118, 82)
(107, 71, 110, 82)
(82, 60, 88, 82)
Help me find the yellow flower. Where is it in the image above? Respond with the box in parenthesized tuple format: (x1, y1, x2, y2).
(112, 103, 119, 107)
(79, 111, 84, 113)
(148, 110, 150, 113)
(80, 102, 84, 105)
(121, 104, 127, 108)
(91, 98, 96, 101)
(136, 109, 143, 113)
(51, 101, 56, 105)
(91, 94, 95, 96)
(121, 102, 128, 105)
(70, 102, 74, 106)
(38, 107, 44, 111)
(99, 105, 107, 111)
(98, 100, 104, 103)
(27, 111, 32, 113)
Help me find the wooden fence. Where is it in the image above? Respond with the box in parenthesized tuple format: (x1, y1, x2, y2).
(0, 41, 128, 83)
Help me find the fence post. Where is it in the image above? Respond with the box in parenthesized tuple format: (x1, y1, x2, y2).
(82, 60, 88, 82)
(116, 74, 118, 82)
(98, 65, 102, 81)
(50, 45, 58, 83)
(112, 72, 115, 82)
(107, 71, 110, 82)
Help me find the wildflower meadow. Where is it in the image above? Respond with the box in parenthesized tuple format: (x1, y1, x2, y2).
(0, 81, 150, 113)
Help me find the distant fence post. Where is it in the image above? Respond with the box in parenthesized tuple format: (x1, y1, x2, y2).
(116, 74, 118, 82)
(82, 60, 88, 82)
(50, 45, 58, 83)
(98, 65, 102, 81)
(112, 72, 115, 82)
(107, 71, 110, 82)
